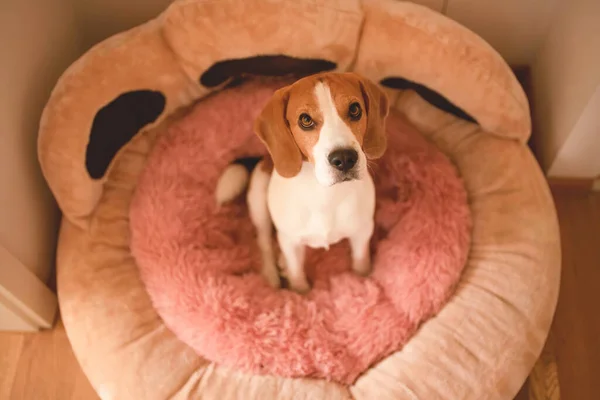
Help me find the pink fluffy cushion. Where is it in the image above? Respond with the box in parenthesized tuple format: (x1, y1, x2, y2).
(130, 79, 471, 384)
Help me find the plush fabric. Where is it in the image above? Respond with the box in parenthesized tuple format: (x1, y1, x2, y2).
(38, 0, 560, 399)
(55, 92, 559, 400)
(128, 80, 471, 383)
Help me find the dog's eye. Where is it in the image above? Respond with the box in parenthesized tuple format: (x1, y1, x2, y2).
(348, 102, 362, 120)
(298, 113, 315, 130)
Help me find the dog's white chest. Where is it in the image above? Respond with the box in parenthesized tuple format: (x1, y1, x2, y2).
(267, 163, 375, 249)
(302, 210, 337, 249)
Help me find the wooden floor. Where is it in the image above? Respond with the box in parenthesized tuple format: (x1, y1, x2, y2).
(549, 188, 600, 399)
(0, 187, 599, 400)
(0, 319, 97, 400)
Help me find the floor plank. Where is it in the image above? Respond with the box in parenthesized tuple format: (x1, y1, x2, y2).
(0, 333, 24, 399)
(0, 319, 97, 400)
(528, 332, 560, 400)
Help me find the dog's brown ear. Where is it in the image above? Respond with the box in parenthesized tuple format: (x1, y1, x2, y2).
(254, 88, 303, 178)
(354, 74, 390, 159)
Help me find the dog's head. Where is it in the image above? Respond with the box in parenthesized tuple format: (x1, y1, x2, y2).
(254, 72, 389, 186)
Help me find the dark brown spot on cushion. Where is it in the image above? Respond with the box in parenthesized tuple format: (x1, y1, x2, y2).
(86, 90, 165, 179)
(200, 55, 336, 88)
(380, 77, 477, 123)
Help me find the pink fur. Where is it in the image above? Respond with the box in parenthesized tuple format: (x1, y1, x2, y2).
(130, 79, 471, 384)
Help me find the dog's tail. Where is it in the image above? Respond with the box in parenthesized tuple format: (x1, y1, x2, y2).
(215, 157, 263, 206)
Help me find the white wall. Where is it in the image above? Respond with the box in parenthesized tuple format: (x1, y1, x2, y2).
(547, 86, 600, 178)
(0, 0, 82, 283)
(445, 0, 560, 66)
(531, 0, 600, 174)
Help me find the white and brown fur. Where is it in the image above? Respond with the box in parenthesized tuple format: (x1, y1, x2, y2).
(216, 72, 389, 293)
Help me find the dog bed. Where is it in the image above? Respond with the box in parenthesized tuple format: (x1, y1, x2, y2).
(38, 0, 560, 398)
(129, 79, 471, 384)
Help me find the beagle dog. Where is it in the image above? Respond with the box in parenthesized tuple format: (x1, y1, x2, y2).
(216, 72, 389, 293)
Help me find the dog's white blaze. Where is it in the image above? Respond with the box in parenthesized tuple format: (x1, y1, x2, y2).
(314, 82, 357, 149)
(312, 82, 363, 186)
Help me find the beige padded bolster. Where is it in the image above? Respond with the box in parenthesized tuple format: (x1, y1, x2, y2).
(353, 0, 531, 142)
(38, 21, 201, 223)
(350, 92, 559, 400)
(161, 0, 363, 81)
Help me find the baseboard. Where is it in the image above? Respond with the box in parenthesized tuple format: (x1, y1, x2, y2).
(0, 245, 58, 332)
(547, 177, 594, 191)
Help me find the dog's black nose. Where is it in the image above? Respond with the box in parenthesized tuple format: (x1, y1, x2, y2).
(328, 148, 358, 172)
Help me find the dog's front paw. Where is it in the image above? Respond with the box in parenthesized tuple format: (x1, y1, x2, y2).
(276, 252, 288, 276)
(352, 258, 372, 277)
(288, 278, 311, 294)
(261, 263, 281, 289)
